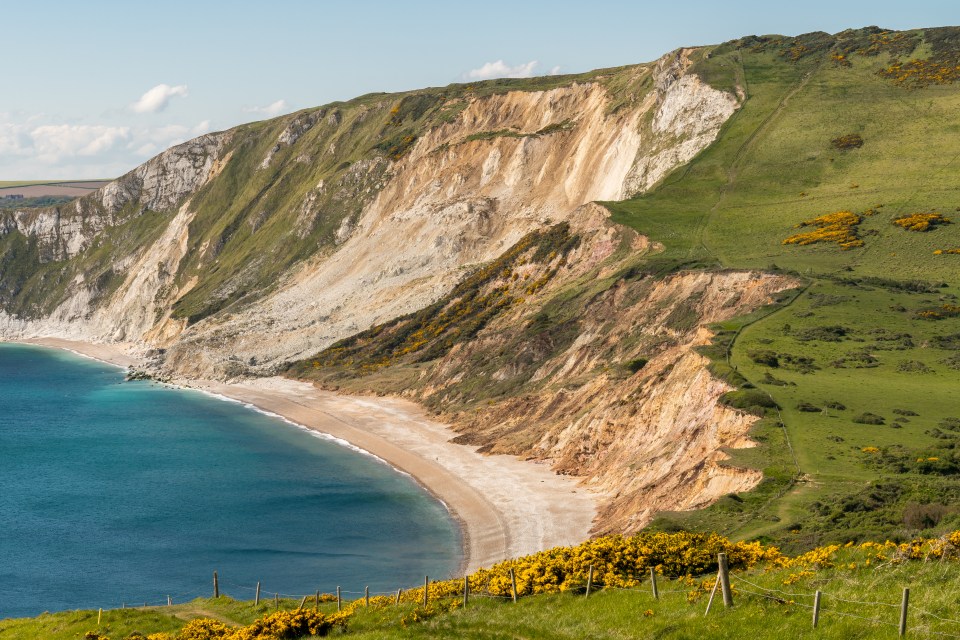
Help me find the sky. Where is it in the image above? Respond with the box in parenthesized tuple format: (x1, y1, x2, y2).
(3, 0, 957, 179)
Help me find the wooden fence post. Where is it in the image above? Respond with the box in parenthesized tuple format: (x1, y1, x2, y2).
(396, 588, 402, 605)
(213, 571, 219, 598)
(274, 593, 279, 610)
(255, 581, 260, 606)
(509, 567, 518, 603)
(463, 575, 469, 607)
(424, 576, 429, 607)
(812, 590, 822, 628)
(336, 586, 341, 612)
(97, 608, 102, 626)
(585, 565, 594, 598)
(298, 595, 307, 611)
(315, 590, 319, 612)
(718, 553, 733, 608)
(899, 588, 910, 638)
(365, 586, 370, 607)
(650, 567, 659, 600)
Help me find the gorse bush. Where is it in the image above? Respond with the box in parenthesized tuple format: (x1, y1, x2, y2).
(782, 210, 864, 250)
(892, 212, 952, 232)
(144, 610, 349, 640)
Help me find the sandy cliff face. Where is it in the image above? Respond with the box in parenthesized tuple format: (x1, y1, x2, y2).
(293, 205, 798, 533)
(0, 50, 773, 533)
(0, 50, 741, 379)
(353, 210, 797, 532)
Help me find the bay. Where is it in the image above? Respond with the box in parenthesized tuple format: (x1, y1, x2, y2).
(0, 343, 460, 618)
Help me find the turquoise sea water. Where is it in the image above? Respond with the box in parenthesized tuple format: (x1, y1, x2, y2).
(0, 343, 461, 619)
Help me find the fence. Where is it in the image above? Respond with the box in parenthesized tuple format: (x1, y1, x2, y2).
(86, 555, 960, 638)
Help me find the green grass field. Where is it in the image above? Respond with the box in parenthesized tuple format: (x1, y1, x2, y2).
(607, 30, 960, 546)
(4, 550, 960, 639)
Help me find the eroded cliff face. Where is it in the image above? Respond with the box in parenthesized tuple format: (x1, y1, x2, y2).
(0, 49, 774, 532)
(0, 50, 741, 381)
(297, 205, 797, 533)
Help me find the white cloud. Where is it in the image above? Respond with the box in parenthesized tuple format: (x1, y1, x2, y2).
(131, 84, 189, 114)
(29, 124, 130, 162)
(464, 60, 541, 80)
(0, 121, 33, 156)
(0, 113, 215, 178)
(243, 99, 289, 117)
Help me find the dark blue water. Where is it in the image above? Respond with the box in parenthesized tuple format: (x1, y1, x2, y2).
(0, 343, 460, 619)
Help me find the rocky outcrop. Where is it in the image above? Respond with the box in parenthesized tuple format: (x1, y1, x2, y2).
(0, 133, 229, 263)
(624, 50, 739, 193)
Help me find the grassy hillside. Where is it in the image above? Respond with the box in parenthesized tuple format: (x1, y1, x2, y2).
(5, 531, 960, 639)
(605, 27, 960, 546)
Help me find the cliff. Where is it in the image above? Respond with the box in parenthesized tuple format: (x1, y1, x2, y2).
(18, 26, 960, 542)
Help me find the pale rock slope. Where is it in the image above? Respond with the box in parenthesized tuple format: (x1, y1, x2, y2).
(1, 52, 738, 380)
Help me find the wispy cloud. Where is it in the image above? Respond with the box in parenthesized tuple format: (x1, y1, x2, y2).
(0, 113, 214, 178)
(31, 124, 131, 162)
(131, 84, 189, 114)
(463, 60, 541, 80)
(243, 99, 290, 117)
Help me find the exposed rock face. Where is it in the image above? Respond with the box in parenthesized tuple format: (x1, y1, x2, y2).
(101, 133, 229, 214)
(3, 133, 229, 263)
(0, 49, 772, 532)
(0, 49, 744, 381)
(349, 209, 798, 533)
(624, 50, 739, 193)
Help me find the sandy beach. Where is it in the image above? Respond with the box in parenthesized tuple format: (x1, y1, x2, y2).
(13, 338, 598, 573)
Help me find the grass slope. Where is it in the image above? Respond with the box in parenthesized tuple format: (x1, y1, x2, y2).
(5, 548, 960, 639)
(605, 28, 960, 546)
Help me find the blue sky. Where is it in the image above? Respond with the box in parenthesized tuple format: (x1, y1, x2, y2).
(3, 0, 957, 179)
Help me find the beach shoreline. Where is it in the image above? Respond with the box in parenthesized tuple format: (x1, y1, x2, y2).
(9, 337, 598, 573)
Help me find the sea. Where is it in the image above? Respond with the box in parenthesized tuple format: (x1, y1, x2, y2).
(0, 343, 461, 619)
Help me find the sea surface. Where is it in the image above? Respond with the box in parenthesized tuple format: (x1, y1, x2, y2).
(0, 343, 461, 619)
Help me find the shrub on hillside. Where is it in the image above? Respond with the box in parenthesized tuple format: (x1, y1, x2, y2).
(748, 350, 779, 367)
(897, 359, 933, 373)
(760, 372, 792, 386)
(853, 412, 886, 425)
(903, 502, 951, 529)
(782, 211, 864, 250)
(794, 325, 849, 342)
(720, 389, 779, 416)
(830, 133, 864, 150)
(893, 408, 919, 416)
(892, 212, 952, 232)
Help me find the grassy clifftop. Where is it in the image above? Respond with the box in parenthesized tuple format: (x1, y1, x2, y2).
(6, 530, 960, 638)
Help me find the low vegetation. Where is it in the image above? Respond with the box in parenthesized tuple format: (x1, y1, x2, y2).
(11, 531, 960, 638)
